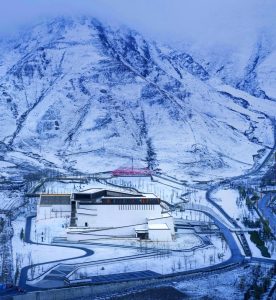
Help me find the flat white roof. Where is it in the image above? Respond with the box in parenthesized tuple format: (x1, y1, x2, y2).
(135, 224, 148, 231)
(148, 223, 169, 230)
(142, 193, 158, 198)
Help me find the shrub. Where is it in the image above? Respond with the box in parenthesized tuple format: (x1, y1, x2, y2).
(243, 218, 261, 228)
(249, 231, 271, 258)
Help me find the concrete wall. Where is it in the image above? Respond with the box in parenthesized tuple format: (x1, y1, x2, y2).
(148, 215, 175, 235)
(37, 205, 71, 220)
(149, 228, 172, 241)
(13, 278, 160, 300)
(76, 204, 162, 228)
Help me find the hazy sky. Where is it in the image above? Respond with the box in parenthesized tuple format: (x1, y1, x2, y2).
(1, 0, 275, 46)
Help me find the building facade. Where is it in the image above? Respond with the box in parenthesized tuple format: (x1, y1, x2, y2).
(37, 189, 175, 242)
(37, 194, 71, 220)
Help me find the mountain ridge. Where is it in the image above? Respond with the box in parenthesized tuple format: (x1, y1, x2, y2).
(0, 16, 275, 182)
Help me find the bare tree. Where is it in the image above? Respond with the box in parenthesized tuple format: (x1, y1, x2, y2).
(27, 252, 32, 266)
(171, 261, 176, 273)
(30, 260, 35, 279)
(14, 253, 23, 284)
(177, 259, 182, 270)
(209, 254, 214, 265)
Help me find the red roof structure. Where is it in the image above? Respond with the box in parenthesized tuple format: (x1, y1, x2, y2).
(112, 167, 152, 176)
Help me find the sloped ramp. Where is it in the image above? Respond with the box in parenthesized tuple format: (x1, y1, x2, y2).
(66, 270, 160, 285)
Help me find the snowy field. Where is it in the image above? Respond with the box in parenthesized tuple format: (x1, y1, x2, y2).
(71, 233, 203, 251)
(213, 188, 259, 227)
(12, 216, 85, 274)
(8, 174, 274, 286)
(27, 244, 142, 282)
(31, 217, 70, 242)
(173, 209, 213, 223)
(70, 234, 230, 279)
(36, 178, 109, 194)
(174, 264, 272, 300)
(105, 175, 202, 205)
(213, 188, 241, 220)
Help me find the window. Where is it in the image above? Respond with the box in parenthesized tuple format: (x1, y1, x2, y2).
(137, 232, 148, 240)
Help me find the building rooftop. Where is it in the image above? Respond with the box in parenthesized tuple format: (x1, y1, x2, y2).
(135, 224, 148, 232)
(40, 194, 71, 205)
(73, 189, 159, 204)
(78, 188, 156, 198)
(79, 188, 141, 196)
(39, 189, 160, 206)
(148, 223, 169, 230)
(74, 189, 143, 200)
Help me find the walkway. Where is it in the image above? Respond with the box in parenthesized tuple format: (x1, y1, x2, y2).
(66, 270, 160, 285)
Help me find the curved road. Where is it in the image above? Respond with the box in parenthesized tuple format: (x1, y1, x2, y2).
(19, 216, 94, 291)
(15, 120, 276, 293)
(17, 208, 245, 293)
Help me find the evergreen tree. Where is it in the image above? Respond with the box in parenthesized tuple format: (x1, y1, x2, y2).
(20, 228, 24, 241)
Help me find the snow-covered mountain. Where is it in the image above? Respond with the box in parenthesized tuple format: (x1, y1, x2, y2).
(0, 16, 275, 182)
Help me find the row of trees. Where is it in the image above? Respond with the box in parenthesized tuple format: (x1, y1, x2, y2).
(241, 264, 276, 299)
(238, 185, 273, 257)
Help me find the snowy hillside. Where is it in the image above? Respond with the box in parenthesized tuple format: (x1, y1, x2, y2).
(0, 16, 275, 182)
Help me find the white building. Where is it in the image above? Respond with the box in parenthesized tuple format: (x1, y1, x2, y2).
(37, 189, 175, 242)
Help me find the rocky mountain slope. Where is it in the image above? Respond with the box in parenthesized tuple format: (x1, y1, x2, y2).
(0, 16, 275, 182)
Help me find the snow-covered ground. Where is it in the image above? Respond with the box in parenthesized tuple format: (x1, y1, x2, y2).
(12, 216, 85, 272)
(31, 217, 70, 242)
(174, 264, 272, 300)
(16, 173, 233, 283)
(213, 189, 241, 220)
(105, 175, 206, 206)
(70, 234, 230, 279)
(106, 176, 183, 203)
(173, 210, 213, 223)
(213, 188, 259, 228)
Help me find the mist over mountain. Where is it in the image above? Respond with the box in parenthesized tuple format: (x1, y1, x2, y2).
(0, 15, 275, 182)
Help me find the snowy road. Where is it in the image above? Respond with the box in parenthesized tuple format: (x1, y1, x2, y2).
(18, 216, 94, 291)
(14, 120, 276, 294)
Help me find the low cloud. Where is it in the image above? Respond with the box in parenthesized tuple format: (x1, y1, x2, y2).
(1, 0, 275, 48)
